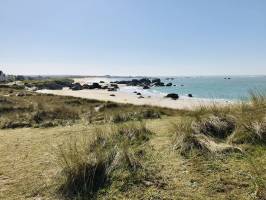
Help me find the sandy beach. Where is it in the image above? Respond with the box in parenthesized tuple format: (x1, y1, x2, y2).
(37, 78, 232, 110)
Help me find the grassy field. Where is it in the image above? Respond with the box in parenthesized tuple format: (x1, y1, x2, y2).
(0, 85, 265, 200)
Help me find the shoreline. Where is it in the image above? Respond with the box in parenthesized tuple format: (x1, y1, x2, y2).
(37, 88, 233, 111)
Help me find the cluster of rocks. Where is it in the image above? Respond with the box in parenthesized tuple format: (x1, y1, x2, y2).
(69, 82, 119, 91)
(114, 78, 176, 89)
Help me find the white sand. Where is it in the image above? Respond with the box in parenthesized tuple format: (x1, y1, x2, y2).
(37, 78, 232, 110)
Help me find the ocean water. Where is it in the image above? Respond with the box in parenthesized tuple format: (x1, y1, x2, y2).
(117, 76, 266, 101)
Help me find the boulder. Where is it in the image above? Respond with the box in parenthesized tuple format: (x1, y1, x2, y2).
(143, 85, 150, 89)
(151, 78, 161, 83)
(188, 94, 193, 97)
(137, 92, 141, 95)
(108, 88, 117, 92)
(166, 83, 172, 87)
(110, 94, 116, 97)
(82, 84, 90, 89)
(101, 85, 108, 90)
(139, 78, 151, 85)
(165, 93, 179, 100)
(92, 82, 101, 89)
(71, 83, 82, 90)
(110, 83, 119, 89)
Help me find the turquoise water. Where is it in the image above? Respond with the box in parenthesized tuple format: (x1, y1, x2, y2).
(147, 76, 266, 100)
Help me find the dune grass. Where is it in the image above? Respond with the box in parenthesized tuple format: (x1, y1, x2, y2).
(0, 86, 265, 199)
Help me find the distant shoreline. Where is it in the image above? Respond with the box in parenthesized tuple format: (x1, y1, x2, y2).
(37, 77, 233, 110)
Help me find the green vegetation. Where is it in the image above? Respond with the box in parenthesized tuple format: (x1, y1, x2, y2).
(0, 85, 265, 200)
(23, 78, 74, 90)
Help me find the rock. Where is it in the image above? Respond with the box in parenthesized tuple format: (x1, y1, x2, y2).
(152, 78, 161, 83)
(165, 93, 179, 100)
(137, 92, 141, 95)
(110, 83, 119, 89)
(133, 91, 137, 93)
(166, 83, 172, 87)
(138, 95, 144, 99)
(92, 82, 101, 89)
(188, 94, 193, 97)
(82, 84, 90, 89)
(181, 84, 184, 87)
(110, 94, 116, 97)
(101, 85, 108, 89)
(71, 83, 82, 90)
(139, 78, 151, 85)
(108, 88, 117, 92)
(99, 81, 105, 83)
(143, 85, 150, 89)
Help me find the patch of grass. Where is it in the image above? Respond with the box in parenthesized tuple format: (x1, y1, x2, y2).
(55, 122, 151, 199)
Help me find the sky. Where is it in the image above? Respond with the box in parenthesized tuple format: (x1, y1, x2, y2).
(0, 0, 266, 76)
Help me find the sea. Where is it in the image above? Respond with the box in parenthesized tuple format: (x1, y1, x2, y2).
(114, 76, 266, 101)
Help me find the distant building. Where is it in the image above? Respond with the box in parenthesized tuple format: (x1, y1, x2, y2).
(0, 71, 6, 82)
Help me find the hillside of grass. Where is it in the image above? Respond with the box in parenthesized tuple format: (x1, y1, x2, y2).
(0, 84, 265, 200)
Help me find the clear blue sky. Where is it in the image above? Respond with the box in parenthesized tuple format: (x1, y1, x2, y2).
(1, 0, 266, 76)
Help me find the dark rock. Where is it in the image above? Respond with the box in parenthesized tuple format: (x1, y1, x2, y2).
(143, 85, 150, 89)
(100, 81, 105, 83)
(151, 78, 161, 83)
(137, 92, 141, 95)
(188, 94, 193, 98)
(138, 95, 144, 99)
(166, 83, 172, 87)
(110, 83, 119, 89)
(110, 94, 116, 97)
(133, 91, 137, 93)
(82, 84, 90, 89)
(92, 82, 101, 89)
(165, 93, 179, 100)
(139, 78, 151, 85)
(181, 84, 184, 87)
(108, 88, 117, 92)
(151, 78, 165, 87)
(71, 83, 82, 90)
(101, 85, 108, 89)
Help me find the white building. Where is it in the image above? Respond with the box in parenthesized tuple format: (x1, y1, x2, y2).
(0, 71, 6, 82)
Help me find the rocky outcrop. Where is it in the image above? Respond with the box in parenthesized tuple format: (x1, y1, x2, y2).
(166, 83, 172, 87)
(116, 78, 165, 87)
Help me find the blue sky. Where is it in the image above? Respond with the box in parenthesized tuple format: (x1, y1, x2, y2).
(1, 0, 266, 76)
